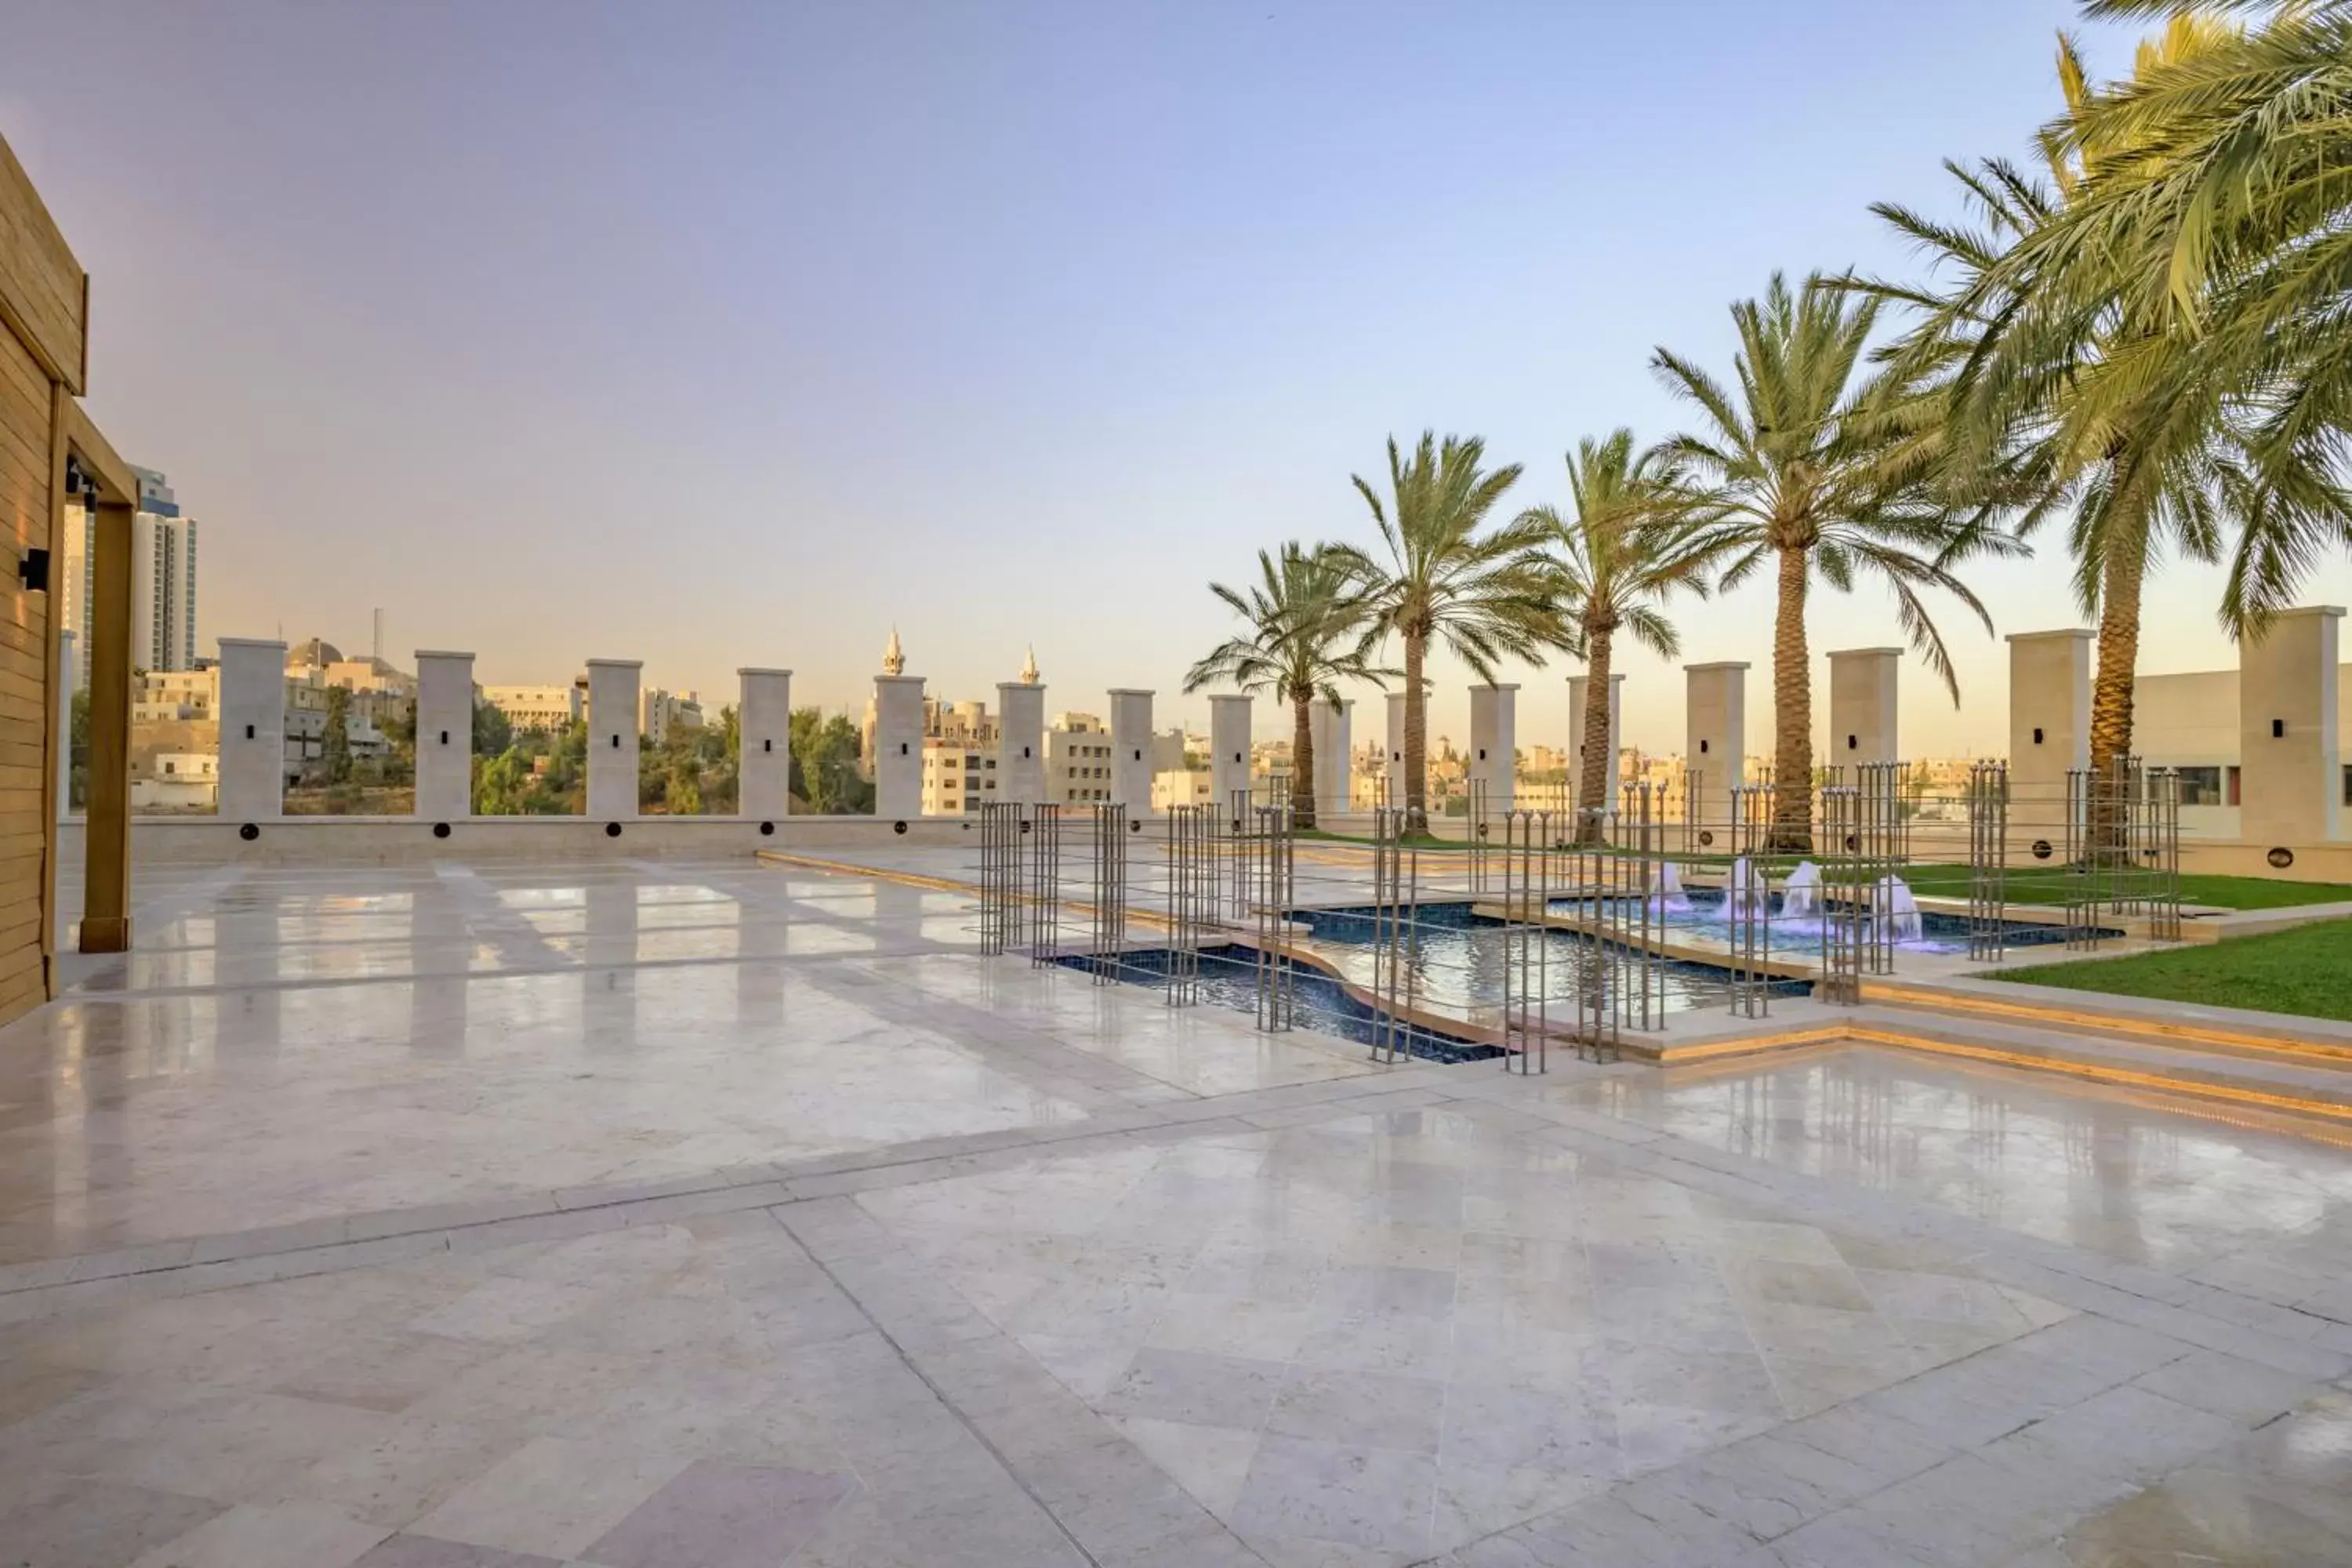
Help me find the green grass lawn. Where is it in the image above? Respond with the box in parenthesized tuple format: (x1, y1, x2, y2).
(1904, 864, 2352, 911)
(1287, 835, 2352, 910)
(1984, 918, 2352, 1023)
(1295, 828, 1483, 850)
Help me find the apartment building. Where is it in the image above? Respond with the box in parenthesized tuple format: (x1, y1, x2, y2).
(485, 683, 583, 734)
(1049, 712, 1112, 804)
(641, 688, 705, 745)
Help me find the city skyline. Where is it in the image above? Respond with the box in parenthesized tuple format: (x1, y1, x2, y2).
(9, 2, 2351, 757)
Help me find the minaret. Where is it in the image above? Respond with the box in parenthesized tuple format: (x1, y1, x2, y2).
(1000, 649, 1047, 804)
(873, 630, 922, 818)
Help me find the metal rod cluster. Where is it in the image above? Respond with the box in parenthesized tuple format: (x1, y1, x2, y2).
(1163, 804, 1213, 1006)
(1820, 763, 1904, 1003)
(1602, 783, 1667, 1036)
(1030, 803, 1062, 966)
(1090, 803, 1127, 982)
(975, 800, 1027, 956)
(955, 742, 2194, 1053)
(1498, 809, 1552, 1072)
(1965, 762, 2008, 962)
(1250, 787, 1297, 1033)
(1962, 754, 2182, 960)
(1368, 806, 1420, 1064)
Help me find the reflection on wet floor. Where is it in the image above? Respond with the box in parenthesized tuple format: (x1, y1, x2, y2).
(4, 849, 2349, 1565)
(1553, 1044, 2352, 1278)
(2056, 1390, 2352, 1564)
(4, 860, 1374, 1266)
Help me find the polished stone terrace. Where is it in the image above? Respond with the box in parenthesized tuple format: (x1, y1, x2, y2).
(2, 855, 2350, 1566)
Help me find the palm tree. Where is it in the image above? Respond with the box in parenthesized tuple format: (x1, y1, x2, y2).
(1653, 273, 2006, 850)
(1184, 542, 1382, 831)
(1355, 432, 1562, 830)
(1517, 430, 1737, 844)
(2016, 5, 2352, 648)
(1865, 25, 2298, 802)
(1863, 31, 2249, 799)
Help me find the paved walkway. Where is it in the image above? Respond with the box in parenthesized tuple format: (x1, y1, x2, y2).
(2, 856, 2350, 1565)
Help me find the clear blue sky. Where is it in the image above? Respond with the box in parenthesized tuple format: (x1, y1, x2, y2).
(8, 1, 2342, 756)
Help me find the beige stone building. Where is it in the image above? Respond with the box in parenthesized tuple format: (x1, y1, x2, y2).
(485, 682, 583, 734)
(2132, 662, 2352, 838)
(1049, 713, 1113, 805)
(641, 688, 705, 745)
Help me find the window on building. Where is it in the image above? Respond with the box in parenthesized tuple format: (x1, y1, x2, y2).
(2343, 765, 2351, 808)
(2175, 766, 2223, 807)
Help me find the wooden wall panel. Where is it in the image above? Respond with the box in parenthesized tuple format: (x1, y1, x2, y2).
(0, 323, 52, 1026)
(0, 138, 85, 391)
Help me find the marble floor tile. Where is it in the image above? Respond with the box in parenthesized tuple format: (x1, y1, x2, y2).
(577, 1457, 855, 1568)
(1229, 1435, 1439, 1556)
(1267, 1367, 1446, 1454)
(349, 1539, 568, 1568)
(17, 857, 2352, 1568)
(126, 1500, 391, 1568)
(1101, 1348, 1289, 1431)
(1439, 1379, 1620, 1479)
(0, 1477, 227, 1568)
(1108, 1415, 1262, 1519)
(281, 1414, 534, 1530)
(408, 1436, 689, 1559)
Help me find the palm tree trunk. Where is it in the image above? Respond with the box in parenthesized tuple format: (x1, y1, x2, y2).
(2087, 537, 2147, 855)
(1291, 691, 1317, 832)
(1770, 543, 1813, 853)
(1575, 629, 1613, 847)
(1403, 636, 1428, 833)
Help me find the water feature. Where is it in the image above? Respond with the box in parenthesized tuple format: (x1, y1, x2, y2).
(1876, 873, 1924, 943)
(1054, 945, 1503, 1063)
(1548, 884, 2113, 959)
(1721, 857, 1768, 922)
(1781, 861, 1824, 920)
(1281, 902, 1813, 1018)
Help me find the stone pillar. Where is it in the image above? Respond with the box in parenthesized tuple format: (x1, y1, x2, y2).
(217, 637, 288, 823)
(739, 668, 793, 822)
(1567, 673, 1624, 812)
(2238, 605, 2343, 846)
(1311, 696, 1353, 818)
(1469, 684, 1517, 815)
(1209, 695, 1252, 818)
(413, 651, 475, 821)
(1384, 691, 1407, 811)
(586, 659, 642, 822)
(1684, 662, 1748, 834)
(1109, 688, 1153, 813)
(873, 674, 926, 820)
(54, 629, 74, 818)
(997, 680, 1047, 805)
(1829, 648, 1900, 767)
(2006, 630, 2092, 804)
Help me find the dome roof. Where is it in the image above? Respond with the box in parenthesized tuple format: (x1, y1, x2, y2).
(289, 637, 343, 668)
